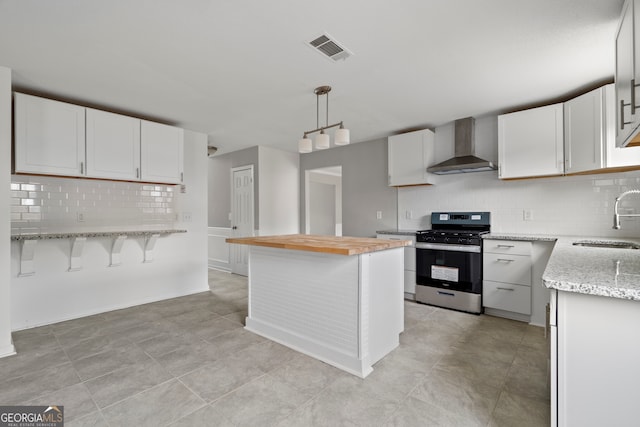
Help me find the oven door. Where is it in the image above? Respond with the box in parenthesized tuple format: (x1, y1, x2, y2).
(415, 242, 482, 294)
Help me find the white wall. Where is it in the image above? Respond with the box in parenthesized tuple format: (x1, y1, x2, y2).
(398, 115, 640, 237)
(258, 146, 299, 235)
(0, 66, 15, 356)
(10, 130, 209, 330)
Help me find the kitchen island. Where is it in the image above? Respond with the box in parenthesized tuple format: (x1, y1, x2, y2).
(226, 234, 409, 378)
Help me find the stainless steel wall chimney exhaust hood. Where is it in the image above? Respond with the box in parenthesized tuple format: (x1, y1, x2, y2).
(427, 117, 497, 175)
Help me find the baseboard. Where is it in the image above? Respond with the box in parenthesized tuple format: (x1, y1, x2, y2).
(0, 343, 16, 358)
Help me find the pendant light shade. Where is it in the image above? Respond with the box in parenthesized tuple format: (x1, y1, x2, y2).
(298, 85, 350, 153)
(298, 137, 312, 153)
(334, 126, 350, 145)
(315, 131, 330, 149)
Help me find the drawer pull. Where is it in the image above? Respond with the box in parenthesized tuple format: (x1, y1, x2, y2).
(496, 258, 515, 263)
(497, 287, 515, 291)
(497, 244, 515, 248)
(437, 291, 455, 297)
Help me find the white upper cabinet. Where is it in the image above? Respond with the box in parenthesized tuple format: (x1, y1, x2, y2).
(615, 0, 640, 147)
(388, 129, 435, 186)
(498, 103, 564, 179)
(564, 86, 606, 174)
(14, 93, 86, 177)
(566, 83, 640, 174)
(140, 120, 184, 184)
(86, 108, 141, 180)
(14, 93, 185, 184)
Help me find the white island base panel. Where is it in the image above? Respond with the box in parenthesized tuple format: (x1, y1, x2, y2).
(244, 246, 404, 378)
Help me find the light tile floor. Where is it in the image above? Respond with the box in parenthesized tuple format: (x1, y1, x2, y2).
(1, 270, 551, 426)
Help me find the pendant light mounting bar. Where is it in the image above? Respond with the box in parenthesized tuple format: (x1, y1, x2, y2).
(303, 121, 344, 138)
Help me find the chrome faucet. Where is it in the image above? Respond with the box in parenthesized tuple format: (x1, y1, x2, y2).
(613, 190, 640, 229)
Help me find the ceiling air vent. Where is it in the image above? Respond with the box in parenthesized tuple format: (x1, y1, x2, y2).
(308, 33, 352, 61)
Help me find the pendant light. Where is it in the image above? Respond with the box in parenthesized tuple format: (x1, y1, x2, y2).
(299, 85, 350, 152)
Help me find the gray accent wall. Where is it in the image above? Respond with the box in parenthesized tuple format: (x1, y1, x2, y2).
(300, 138, 398, 237)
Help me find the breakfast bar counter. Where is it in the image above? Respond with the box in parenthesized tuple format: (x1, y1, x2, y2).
(226, 234, 410, 378)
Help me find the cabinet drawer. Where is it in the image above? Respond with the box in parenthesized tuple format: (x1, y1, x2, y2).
(483, 253, 531, 286)
(483, 280, 531, 315)
(483, 239, 532, 256)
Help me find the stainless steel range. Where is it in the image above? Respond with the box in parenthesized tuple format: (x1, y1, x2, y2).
(415, 212, 490, 314)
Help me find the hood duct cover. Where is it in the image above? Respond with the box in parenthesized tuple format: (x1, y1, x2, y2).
(427, 117, 497, 175)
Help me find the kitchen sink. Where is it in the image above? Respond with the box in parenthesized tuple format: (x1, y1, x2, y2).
(572, 240, 640, 250)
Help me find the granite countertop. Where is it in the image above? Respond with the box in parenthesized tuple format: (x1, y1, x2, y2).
(483, 233, 557, 242)
(542, 236, 640, 301)
(485, 232, 640, 301)
(376, 229, 419, 236)
(11, 229, 187, 241)
(226, 234, 410, 256)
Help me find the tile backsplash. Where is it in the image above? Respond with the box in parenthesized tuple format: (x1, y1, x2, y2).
(11, 175, 178, 234)
(398, 170, 640, 238)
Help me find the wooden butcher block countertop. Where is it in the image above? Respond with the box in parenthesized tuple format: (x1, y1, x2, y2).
(226, 234, 411, 256)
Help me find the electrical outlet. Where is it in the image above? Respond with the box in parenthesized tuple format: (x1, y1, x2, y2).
(523, 210, 533, 221)
(406, 210, 413, 219)
(77, 212, 85, 222)
(182, 212, 192, 223)
(376, 211, 383, 220)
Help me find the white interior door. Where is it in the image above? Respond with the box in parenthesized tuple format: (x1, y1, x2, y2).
(230, 165, 254, 276)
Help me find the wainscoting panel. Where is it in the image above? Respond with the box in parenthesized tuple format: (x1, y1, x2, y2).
(208, 226, 232, 272)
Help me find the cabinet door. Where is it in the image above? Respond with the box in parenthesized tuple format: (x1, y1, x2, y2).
(604, 82, 640, 166)
(388, 129, 435, 186)
(14, 93, 85, 177)
(616, 0, 636, 147)
(498, 104, 564, 179)
(564, 87, 605, 174)
(86, 109, 141, 180)
(140, 120, 184, 184)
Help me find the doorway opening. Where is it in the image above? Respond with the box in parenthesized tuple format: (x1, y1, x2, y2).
(305, 166, 342, 236)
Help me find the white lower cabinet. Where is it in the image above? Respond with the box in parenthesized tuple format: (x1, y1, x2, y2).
(377, 233, 416, 298)
(483, 239, 532, 320)
(483, 281, 531, 315)
(551, 289, 640, 426)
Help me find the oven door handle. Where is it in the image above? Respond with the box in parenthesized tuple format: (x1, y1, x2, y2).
(415, 242, 481, 253)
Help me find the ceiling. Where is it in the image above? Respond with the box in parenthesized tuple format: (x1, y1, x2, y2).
(0, 0, 625, 155)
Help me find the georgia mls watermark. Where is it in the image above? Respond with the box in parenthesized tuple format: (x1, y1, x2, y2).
(0, 406, 64, 427)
